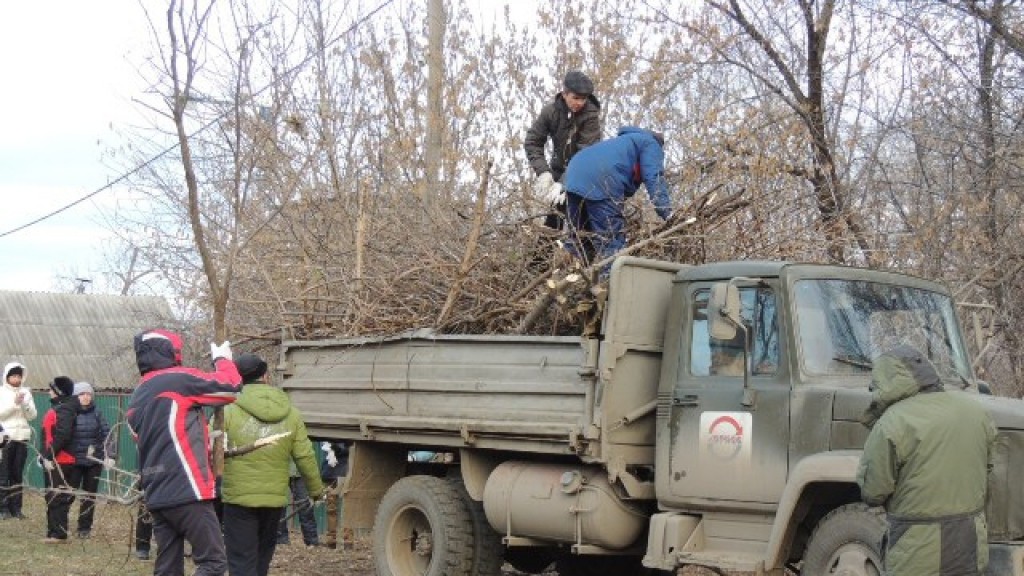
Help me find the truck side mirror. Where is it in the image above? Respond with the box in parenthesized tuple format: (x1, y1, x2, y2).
(709, 283, 742, 340)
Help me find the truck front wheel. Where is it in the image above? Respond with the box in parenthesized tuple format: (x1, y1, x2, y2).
(801, 503, 885, 576)
(373, 475, 475, 576)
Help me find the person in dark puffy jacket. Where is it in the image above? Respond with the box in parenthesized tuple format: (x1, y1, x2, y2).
(41, 376, 79, 542)
(562, 126, 672, 270)
(525, 70, 603, 260)
(126, 329, 241, 576)
(66, 381, 115, 539)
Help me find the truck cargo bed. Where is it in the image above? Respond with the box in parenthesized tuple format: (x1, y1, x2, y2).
(281, 329, 591, 453)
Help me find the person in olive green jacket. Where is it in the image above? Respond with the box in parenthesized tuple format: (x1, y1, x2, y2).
(857, 345, 996, 576)
(220, 353, 323, 576)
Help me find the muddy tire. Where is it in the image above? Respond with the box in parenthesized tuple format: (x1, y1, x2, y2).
(373, 475, 474, 576)
(447, 477, 505, 576)
(801, 503, 886, 576)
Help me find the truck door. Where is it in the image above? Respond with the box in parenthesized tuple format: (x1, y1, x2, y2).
(664, 283, 789, 504)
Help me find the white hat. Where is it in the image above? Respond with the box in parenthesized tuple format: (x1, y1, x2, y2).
(73, 381, 95, 396)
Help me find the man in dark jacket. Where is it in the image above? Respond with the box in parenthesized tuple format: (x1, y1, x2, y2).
(857, 345, 996, 576)
(524, 70, 602, 255)
(41, 376, 78, 542)
(562, 126, 672, 269)
(126, 329, 241, 576)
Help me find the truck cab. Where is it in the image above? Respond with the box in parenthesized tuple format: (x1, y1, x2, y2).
(646, 261, 1024, 574)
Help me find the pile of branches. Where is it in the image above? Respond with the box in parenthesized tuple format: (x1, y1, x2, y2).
(230, 177, 752, 345)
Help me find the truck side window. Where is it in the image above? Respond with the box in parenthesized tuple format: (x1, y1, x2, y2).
(690, 287, 780, 377)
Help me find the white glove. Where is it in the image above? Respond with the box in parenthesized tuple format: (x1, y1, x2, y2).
(210, 340, 233, 362)
(533, 172, 554, 200)
(544, 182, 565, 205)
(42, 459, 55, 472)
(103, 458, 116, 470)
(325, 445, 339, 468)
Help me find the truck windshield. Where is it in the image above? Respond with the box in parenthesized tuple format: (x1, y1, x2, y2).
(793, 279, 972, 383)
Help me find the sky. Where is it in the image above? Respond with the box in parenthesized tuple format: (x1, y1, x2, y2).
(0, 3, 152, 292)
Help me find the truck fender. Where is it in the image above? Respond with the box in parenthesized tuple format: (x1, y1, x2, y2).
(459, 449, 503, 501)
(763, 450, 862, 570)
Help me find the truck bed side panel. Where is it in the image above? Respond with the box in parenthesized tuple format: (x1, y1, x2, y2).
(282, 334, 588, 453)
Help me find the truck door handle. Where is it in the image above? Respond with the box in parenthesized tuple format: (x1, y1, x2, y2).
(673, 394, 699, 407)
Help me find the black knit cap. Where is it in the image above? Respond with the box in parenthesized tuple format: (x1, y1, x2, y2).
(563, 70, 594, 95)
(7, 366, 23, 377)
(49, 376, 74, 397)
(235, 353, 268, 384)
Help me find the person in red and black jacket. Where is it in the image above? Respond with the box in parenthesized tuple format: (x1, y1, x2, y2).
(41, 376, 79, 542)
(126, 329, 241, 576)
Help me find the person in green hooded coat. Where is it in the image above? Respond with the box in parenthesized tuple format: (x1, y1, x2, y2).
(857, 345, 996, 576)
(220, 353, 323, 576)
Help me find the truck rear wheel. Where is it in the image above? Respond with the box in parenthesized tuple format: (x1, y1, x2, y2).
(373, 475, 475, 576)
(801, 503, 885, 576)
(448, 477, 505, 576)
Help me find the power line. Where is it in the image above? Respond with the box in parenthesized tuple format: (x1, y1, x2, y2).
(0, 0, 395, 240)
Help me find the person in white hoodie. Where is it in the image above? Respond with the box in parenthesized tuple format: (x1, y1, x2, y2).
(0, 362, 38, 519)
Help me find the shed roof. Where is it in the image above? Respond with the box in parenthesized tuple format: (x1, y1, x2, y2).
(0, 291, 174, 391)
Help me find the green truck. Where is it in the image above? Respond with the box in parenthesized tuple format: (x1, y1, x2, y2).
(280, 257, 1024, 575)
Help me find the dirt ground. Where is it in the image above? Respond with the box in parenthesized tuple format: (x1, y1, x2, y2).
(0, 490, 731, 575)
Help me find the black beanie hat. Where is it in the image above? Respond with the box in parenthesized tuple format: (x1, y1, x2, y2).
(49, 376, 74, 397)
(235, 353, 268, 384)
(7, 366, 23, 378)
(563, 70, 594, 95)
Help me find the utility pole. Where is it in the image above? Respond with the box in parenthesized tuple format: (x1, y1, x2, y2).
(424, 0, 445, 216)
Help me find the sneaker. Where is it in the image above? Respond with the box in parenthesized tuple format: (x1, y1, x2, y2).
(41, 536, 67, 544)
(12, 512, 27, 519)
(134, 549, 150, 561)
(77, 530, 91, 539)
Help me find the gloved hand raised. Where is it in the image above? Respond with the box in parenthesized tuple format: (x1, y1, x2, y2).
(533, 172, 554, 200)
(103, 457, 117, 470)
(544, 182, 566, 206)
(210, 341, 233, 362)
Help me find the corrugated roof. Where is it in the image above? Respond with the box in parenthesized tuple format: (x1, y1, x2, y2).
(0, 291, 174, 391)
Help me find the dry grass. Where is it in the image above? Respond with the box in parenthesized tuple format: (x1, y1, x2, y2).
(0, 490, 368, 576)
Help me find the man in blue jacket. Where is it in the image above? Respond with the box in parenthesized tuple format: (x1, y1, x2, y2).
(562, 126, 672, 269)
(126, 329, 241, 576)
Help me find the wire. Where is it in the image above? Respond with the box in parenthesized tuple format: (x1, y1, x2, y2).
(0, 140, 181, 239)
(0, 0, 395, 241)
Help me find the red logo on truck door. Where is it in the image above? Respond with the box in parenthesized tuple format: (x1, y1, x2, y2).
(699, 412, 751, 461)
